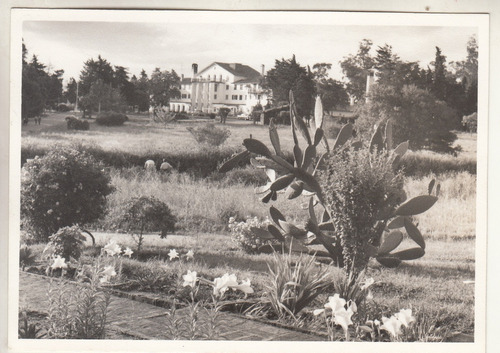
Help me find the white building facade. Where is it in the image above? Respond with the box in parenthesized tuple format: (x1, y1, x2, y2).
(169, 62, 268, 115)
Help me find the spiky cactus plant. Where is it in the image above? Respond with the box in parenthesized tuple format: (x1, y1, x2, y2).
(219, 92, 438, 273)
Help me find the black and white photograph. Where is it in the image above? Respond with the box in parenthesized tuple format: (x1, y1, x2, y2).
(4, 5, 494, 353)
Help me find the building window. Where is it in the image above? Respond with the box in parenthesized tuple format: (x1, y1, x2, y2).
(181, 94, 187, 99)
(208, 75, 210, 80)
(239, 95, 242, 100)
(188, 94, 191, 99)
(234, 85, 237, 90)
(214, 94, 217, 99)
(214, 84, 218, 92)
(232, 95, 238, 100)
(226, 85, 229, 90)
(258, 94, 261, 99)
(226, 95, 228, 100)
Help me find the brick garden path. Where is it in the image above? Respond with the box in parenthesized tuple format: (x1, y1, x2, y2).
(19, 271, 322, 341)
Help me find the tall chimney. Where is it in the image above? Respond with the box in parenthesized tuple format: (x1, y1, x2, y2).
(192, 63, 198, 75)
(261, 64, 265, 76)
(230, 63, 236, 70)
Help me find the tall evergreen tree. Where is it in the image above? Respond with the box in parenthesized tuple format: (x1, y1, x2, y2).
(264, 55, 316, 118)
(432, 47, 447, 101)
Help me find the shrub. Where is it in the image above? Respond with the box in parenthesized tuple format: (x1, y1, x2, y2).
(57, 103, 72, 112)
(356, 84, 458, 153)
(216, 166, 268, 186)
(65, 116, 89, 130)
(462, 112, 477, 133)
(228, 216, 273, 254)
(20, 145, 114, 242)
(46, 226, 87, 261)
(95, 111, 128, 126)
(276, 110, 290, 125)
(186, 123, 231, 147)
(266, 252, 330, 318)
(218, 107, 231, 124)
(19, 245, 36, 269)
(318, 147, 406, 270)
(117, 196, 176, 252)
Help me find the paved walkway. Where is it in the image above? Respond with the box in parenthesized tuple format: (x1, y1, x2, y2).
(19, 272, 322, 341)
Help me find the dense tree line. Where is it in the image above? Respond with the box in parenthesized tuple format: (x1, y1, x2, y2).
(340, 36, 478, 153)
(22, 42, 64, 120)
(22, 44, 181, 120)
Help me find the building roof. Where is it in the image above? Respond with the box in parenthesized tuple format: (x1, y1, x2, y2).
(214, 62, 261, 79)
(196, 62, 261, 82)
(234, 76, 261, 84)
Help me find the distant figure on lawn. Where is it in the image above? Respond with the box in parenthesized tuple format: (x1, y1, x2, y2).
(34, 116, 41, 125)
(144, 160, 156, 171)
(160, 159, 173, 173)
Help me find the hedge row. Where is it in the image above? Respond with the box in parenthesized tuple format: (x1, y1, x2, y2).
(21, 144, 476, 179)
(21, 145, 241, 178)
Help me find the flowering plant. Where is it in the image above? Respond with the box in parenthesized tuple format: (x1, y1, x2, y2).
(228, 216, 274, 254)
(314, 293, 357, 341)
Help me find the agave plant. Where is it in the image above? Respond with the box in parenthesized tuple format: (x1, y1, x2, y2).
(219, 92, 438, 272)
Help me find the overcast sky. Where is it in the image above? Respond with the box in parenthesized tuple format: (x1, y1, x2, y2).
(22, 20, 477, 86)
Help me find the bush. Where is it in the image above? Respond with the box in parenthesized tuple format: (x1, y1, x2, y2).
(318, 147, 406, 270)
(21, 146, 114, 242)
(462, 112, 477, 133)
(46, 226, 87, 261)
(95, 111, 128, 126)
(57, 103, 72, 112)
(19, 245, 36, 269)
(228, 217, 274, 254)
(65, 116, 89, 130)
(118, 196, 176, 251)
(266, 252, 330, 318)
(219, 166, 268, 186)
(356, 84, 458, 153)
(187, 123, 231, 147)
(276, 111, 290, 125)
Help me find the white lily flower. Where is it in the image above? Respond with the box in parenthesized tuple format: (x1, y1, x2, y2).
(123, 247, 133, 257)
(185, 250, 194, 261)
(168, 249, 179, 260)
(233, 279, 254, 295)
(182, 270, 198, 287)
(102, 265, 117, 277)
(380, 316, 403, 337)
(324, 294, 346, 312)
(333, 306, 354, 333)
(213, 273, 238, 297)
(395, 308, 416, 327)
(51, 255, 68, 269)
(104, 240, 122, 256)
